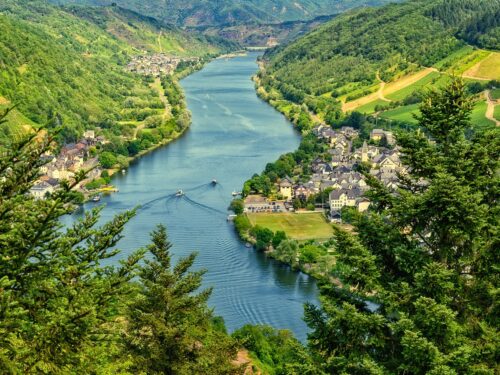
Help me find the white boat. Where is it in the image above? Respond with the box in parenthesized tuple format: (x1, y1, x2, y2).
(175, 189, 184, 197)
(232, 191, 242, 197)
(211, 179, 217, 185)
(92, 195, 101, 202)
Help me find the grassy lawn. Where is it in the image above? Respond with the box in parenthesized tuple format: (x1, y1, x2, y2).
(247, 212, 334, 241)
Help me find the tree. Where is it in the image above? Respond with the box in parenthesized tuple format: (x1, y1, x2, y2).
(0, 112, 143, 373)
(273, 239, 299, 266)
(232, 325, 321, 375)
(126, 225, 239, 375)
(304, 80, 499, 373)
(99, 151, 117, 168)
(272, 230, 287, 249)
(229, 199, 244, 215)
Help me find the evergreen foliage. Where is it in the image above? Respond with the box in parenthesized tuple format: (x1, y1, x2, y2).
(126, 225, 239, 375)
(303, 80, 499, 373)
(0, 118, 143, 372)
(0, 112, 240, 373)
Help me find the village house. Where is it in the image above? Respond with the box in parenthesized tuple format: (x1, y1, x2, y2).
(29, 181, 54, 200)
(329, 188, 361, 210)
(294, 184, 315, 200)
(33, 132, 103, 198)
(250, 124, 403, 220)
(279, 177, 293, 200)
(370, 128, 395, 145)
(244, 195, 287, 213)
(127, 54, 198, 77)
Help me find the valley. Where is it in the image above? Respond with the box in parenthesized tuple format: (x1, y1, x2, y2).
(1, 0, 499, 373)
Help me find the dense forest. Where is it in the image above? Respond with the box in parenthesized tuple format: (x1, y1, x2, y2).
(258, 0, 499, 130)
(427, 0, 500, 49)
(0, 0, 234, 145)
(50, 0, 399, 27)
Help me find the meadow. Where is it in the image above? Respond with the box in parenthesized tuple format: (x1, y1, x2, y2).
(247, 212, 334, 241)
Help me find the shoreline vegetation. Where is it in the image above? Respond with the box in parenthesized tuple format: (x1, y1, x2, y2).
(86, 56, 217, 199)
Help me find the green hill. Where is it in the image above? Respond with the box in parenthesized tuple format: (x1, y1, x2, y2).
(257, 0, 500, 129)
(50, 0, 399, 27)
(0, 0, 234, 143)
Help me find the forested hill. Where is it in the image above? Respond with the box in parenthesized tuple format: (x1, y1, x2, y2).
(258, 0, 499, 129)
(0, 0, 233, 142)
(264, 0, 499, 96)
(49, 0, 399, 27)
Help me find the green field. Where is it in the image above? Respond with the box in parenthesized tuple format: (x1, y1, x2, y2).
(472, 52, 500, 80)
(386, 72, 448, 101)
(470, 101, 495, 130)
(356, 99, 390, 114)
(491, 88, 500, 101)
(380, 103, 420, 124)
(247, 212, 334, 241)
(378, 99, 494, 129)
(449, 49, 491, 75)
(433, 46, 475, 71)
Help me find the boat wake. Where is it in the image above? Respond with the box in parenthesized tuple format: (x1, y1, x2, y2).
(182, 195, 226, 216)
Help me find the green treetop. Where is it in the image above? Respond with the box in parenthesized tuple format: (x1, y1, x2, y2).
(304, 80, 499, 374)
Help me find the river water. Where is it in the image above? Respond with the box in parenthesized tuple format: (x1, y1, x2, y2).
(71, 52, 318, 341)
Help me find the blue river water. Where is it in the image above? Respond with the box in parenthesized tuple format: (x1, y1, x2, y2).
(68, 52, 319, 341)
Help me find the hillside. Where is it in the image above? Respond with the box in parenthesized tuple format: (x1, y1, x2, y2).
(50, 0, 399, 27)
(257, 0, 500, 130)
(0, 0, 233, 144)
(195, 15, 334, 47)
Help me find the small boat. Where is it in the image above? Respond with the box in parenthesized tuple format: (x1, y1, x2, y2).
(175, 189, 184, 197)
(227, 214, 237, 221)
(232, 191, 242, 197)
(245, 243, 252, 248)
(92, 195, 101, 202)
(211, 179, 217, 185)
(121, 169, 126, 174)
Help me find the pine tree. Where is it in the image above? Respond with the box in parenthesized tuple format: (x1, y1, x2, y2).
(126, 225, 241, 375)
(0, 109, 144, 373)
(304, 80, 499, 374)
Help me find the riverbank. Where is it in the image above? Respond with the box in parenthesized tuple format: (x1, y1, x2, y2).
(100, 58, 214, 183)
(64, 52, 315, 340)
(233, 211, 343, 284)
(253, 62, 316, 134)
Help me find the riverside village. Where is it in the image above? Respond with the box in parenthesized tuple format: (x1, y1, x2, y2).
(243, 124, 403, 224)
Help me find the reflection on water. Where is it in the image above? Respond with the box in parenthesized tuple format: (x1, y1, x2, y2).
(64, 53, 319, 342)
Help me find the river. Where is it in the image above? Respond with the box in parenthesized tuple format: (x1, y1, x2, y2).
(71, 52, 319, 341)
